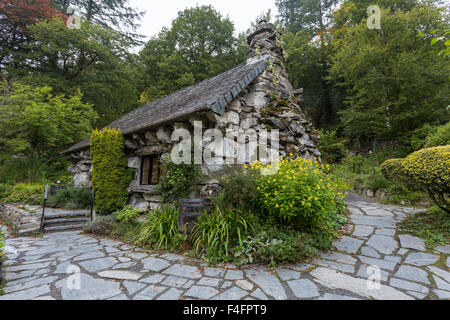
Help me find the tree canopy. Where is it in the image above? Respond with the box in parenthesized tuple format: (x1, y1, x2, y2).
(139, 5, 246, 103)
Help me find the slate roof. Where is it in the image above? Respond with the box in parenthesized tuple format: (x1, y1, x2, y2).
(64, 58, 267, 154)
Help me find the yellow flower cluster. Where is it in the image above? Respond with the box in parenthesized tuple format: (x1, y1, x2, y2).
(246, 156, 342, 223)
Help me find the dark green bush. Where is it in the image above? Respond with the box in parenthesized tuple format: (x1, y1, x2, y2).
(91, 128, 132, 215)
(135, 205, 184, 251)
(0, 184, 12, 200)
(46, 187, 92, 209)
(83, 215, 116, 236)
(158, 158, 202, 202)
(213, 165, 258, 212)
(424, 122, 450, 148)
(368, 175, 391, 192)
(316, 129, 348, 164)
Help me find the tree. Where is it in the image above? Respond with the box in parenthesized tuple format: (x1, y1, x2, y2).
(51, 0, 144, 43)
(0, 0, 62, 74)
(17, 18, 140, 127)
(329, 5, 449, 146)
(139, 5, 246, 103)
(276, 0, 338, 34)
(0, 81, 97, 156)
(332, 0, 421, 30)
(283, 30, 338, 128)
(277, 0, 339, 128)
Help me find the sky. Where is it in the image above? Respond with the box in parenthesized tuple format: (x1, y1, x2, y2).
(128, 0, 279, 41)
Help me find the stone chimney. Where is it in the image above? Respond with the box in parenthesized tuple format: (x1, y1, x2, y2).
(246, 20, 284, 61)
(246, 20, 293, 99)
(243, 21, 321, 162)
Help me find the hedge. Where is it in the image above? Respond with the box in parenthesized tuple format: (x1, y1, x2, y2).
(382, 145, 450, 212)
(90, 128, 131, 215)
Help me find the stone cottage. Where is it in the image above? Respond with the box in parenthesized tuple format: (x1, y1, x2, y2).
(63, 21, 321, 211)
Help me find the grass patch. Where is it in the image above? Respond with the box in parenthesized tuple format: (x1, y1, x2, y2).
(398, 206, 450, 249)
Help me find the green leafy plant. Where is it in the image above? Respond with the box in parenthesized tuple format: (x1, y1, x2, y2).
(192, 207, 254, 265)
(213, 165, 259, 212)
(316, 129, 348, 164)
(115, 205, 142, 224)
(83, 215, 116, 236)
(0, 184, 12, 201)
(2, 184, 44, 205)
(46, 187, 92, 210)
(423, 122, 450, 149)
(90, 128, 132, 215)
(136, 205, 184, 251)
(158, 158, 202, 203)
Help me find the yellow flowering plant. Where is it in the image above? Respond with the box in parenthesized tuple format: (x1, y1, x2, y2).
(248, 157, 347, 235)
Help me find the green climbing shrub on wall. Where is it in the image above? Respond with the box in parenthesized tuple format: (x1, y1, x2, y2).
(91, 128, 131, 215)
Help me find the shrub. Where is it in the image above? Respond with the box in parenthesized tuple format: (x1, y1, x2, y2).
(158, 158, 202, 202)
(2, 184, 44, 205)
(381, 159, 405, 185)
(213, 166, 259, 212)
(83, 215, 116, 236)
(46, 187, 92, 209)
(115, 205, 141, 224)
(249, 157, 346, 238)
(233, 226, 319, 267)
(316, 129, 348, 164)
(192, 207, 254, 265)
(401, 146, 450, 212)
(136, 205, 184, 251)
(0, 184, 12, 200)
(90, 128, 132, 215)
(424, 122, 450, 148)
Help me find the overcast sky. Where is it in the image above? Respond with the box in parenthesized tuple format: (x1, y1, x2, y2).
(129, 0, 279, 41)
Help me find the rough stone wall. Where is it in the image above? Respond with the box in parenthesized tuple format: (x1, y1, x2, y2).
(68, 150, 92, 188)
(68, 21, 321, 211)
(0, 204, 41, 235)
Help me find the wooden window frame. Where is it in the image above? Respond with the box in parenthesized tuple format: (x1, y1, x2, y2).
(140, 155, 161, 186)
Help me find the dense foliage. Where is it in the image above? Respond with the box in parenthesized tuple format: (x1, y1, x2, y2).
(136, 205, 184, 251)
(382, 145, 450, 212)
(90, 129, 131, 215)
(192, 207, 254, 265)
(139, 5, 246, 103)
(0, 81, 96, 183)
(46, 186, 92, 210)
(158, 158, 202, 203)
(115, 205, 142, 224)
(1, 184, 44, 205)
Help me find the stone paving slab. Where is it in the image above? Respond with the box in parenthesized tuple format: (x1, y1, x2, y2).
(1, 198, 449, 300)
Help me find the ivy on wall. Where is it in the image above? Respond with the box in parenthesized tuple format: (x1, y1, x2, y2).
(90, 128, 132, 215)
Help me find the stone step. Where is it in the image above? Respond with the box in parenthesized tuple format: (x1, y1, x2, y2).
(44, 211, 90, 220)
(44, 217, 90, 226)
(44, 223, 86, 233)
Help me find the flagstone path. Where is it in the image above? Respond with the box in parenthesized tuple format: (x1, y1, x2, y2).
(1, 196, 449, 300)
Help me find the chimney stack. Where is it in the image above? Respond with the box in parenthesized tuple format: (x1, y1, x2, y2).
(246, 21, 283, 61)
